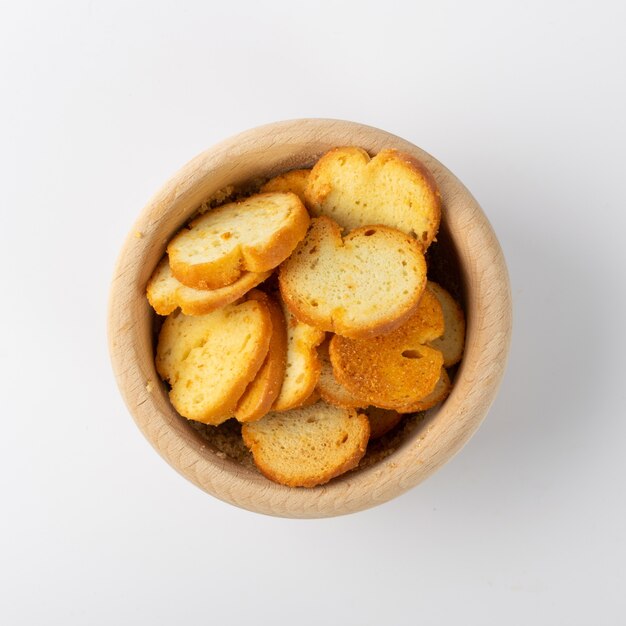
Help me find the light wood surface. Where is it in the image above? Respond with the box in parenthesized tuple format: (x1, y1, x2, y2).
(108, 119, 512, 518)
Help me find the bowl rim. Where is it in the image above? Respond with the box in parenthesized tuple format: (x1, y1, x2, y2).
(108, 118, 512, 518)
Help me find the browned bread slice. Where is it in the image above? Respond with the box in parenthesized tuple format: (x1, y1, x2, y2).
(146, 256, 271, 316)
(272, 299, 325, 412)
(305, 147, 441, 249)
(395, 367, 451, 413)
(261, 169, 311, 208)
(167, 192, 309, 290)
(363, 406, 403, 439)
(329, 288, 445, 410)
(155, 294, 271, 424)
(427, 282, 466, 366)
(279, 217, 427, 338)
(234, 292, 287, 422)
(301, 388, 321, 406)
(241, 401, 370, 487)
(316, 340, 367, 409)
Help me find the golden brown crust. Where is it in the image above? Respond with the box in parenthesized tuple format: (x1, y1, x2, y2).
(305, 147, 369, 207)
(300, 388, 321, 407)
(305, 147, 441, 250)
(332, 341, 443, 410)
(328, 290, 445, 410)
(238, 197, 310, 272)
(169, 245, 242, 291)
(279, 217, 427, 339)
(271, 300, 325, 412)
(395, 367, 451, 413)
(409, 284, 446, 343)
(235, 292, 288, 422)
(261, 169, 311, 208)
(146, 258, 178, 315)
(168, 192, 310, 290)
(241, 404, 370, 488)
(377, 149, 441, 249)
(427, 281, 466, 366)
(179, 271, 271, 315)
(146, 256, 271, 316)
(197, 298, 272, 424)
(156, 295, 273, 425)
(316, 340, 367, 409)
(363, 406, 403, 440)
(273, 356, 321, 412)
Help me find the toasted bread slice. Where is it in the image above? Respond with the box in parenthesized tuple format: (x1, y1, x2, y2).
(329, 288, 445, 410)
(234, 292, 287, 422)
(427, 282, 465, 366)
(316, 340, 367, 409)
(409, 284, 447, 343)
(241, 402, 370, 487)
(363, 406, 403, 440)
(146, 256, 271, 316)
(305, 147, 441, 249)
(168, 192, 309, 290)
(272, 299, 325, 412)
(261, 169, 311, 207)
(301, 388, 321, 406)
(279, 217, 427, 338)
(155, 294, 271, 424)
(395, 367, 451, 413)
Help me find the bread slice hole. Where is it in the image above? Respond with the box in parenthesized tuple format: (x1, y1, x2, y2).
(401, 350, 422, 359)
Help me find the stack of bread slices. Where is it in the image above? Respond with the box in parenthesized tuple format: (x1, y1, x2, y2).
(147, 147, 465, 488)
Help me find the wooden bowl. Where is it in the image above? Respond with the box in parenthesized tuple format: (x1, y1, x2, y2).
(108, 119, 512, 518)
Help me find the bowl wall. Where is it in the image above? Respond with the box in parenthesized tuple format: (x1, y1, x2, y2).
(108, 119, 512, 518)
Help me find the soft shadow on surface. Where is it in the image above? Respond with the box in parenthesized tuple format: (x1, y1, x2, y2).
(373, 209, 614, 524)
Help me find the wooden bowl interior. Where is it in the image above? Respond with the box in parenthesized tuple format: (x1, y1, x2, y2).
(109, 119, 511, 517)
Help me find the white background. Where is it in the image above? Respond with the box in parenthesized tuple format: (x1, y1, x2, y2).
(1, 1, 625, 624)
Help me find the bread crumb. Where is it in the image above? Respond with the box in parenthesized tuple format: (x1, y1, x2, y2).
(146, 381, 154, 393)
(198, 185, 236, 213)
(190, 419, 255, 468)
(134, 231, 143, 239)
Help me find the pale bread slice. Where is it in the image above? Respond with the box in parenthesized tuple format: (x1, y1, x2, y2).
(395, 367, 451, 413)
(168, 192, 309, 290)
(235, 292, 287, 422)
(305, 147, 441, 249)
(427, 282, 465, 366)
(329, 288, 445, 410)
(363, 406, 402, 439)
(241, 401, 370, 488)
(316, 340, 367, 409)
(146, 256, 270, 316)
(279, 217, 427, 338)
(272, 299, 325, 412)
(261, 169, 311, 208)
(155, 293, 271, 424)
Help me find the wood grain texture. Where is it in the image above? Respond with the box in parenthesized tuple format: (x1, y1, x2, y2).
(108, 119, 512, 518)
